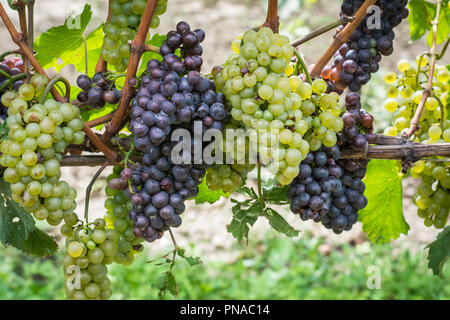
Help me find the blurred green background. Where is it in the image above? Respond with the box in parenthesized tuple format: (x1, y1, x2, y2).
(1, 232, 449, 300)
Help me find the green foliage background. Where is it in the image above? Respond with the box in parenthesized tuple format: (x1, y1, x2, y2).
(0, 233, 448, 299)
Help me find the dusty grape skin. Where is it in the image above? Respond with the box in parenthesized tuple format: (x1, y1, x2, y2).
(123, 22, 226, 243)
(287, 144, 366, 234)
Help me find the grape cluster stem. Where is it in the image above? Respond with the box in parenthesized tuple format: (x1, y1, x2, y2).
(38, 76, 71, 104)
(84, 162, 108, 222)
(0, 73, 27, 91)
(293, 49, 312, 84)
(290, 16, 354, 48)
(263, 0, 280, 33)
(405, 0, 442, 138)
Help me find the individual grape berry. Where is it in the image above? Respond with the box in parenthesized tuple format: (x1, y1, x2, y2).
(76, 72, 122, 108)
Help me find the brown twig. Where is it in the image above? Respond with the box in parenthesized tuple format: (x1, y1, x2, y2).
(341, 142, 450, 160)
(0, 2, 62, 100)
(26, 0, 34, 55)
(86, 112, 114, 127)
(15, 0, 28, 73)
(291, 16, 354, 47)
(310, 0, 377, 78)
(405, 0, 442, 138)
(95, 0, 112, 73)
(83, 123, 119, 164)
(144, 44, 161, 53)
(57, 140, 450, 166)
(263, 0, 279, 33)
(102, 0, 159, 144)
(61, 155, 109, 167)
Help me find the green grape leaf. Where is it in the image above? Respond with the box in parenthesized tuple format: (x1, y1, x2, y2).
(264, 207, 299, 237)
(237, 186, 258, 199)
(23, 228, 58, 258)
(34, 4, 103, 75)
(0, 179, 35, 250)
(0, 121, 9, 141)
(263, 184, 289, 205)
(359, 160, 409, 244)
(426, 4, 450, 46)
(165, 271, 178, 297)
(408, 0, 435, 42)
(177, 248, 202, 266)
(138, 34, 166, 76)
(0, 179, 57, 257)
(227, 200, 263, 242)
(73, 26, 105, 76)
(7, 0, 22, 11)
(426, 226, 450, 277)
(194, 178, 229, 204)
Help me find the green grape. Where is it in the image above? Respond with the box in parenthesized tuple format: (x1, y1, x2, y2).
(63, 219, 115, 300)
(384, 57, 450, 229)
(68, 241, 84, 258)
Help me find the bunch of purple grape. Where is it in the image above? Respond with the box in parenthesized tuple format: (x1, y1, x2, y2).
(130, 21, 225, 150)
(76, 72, 122, 109)
(123, 139, 208, 242)
(326, 0, 409, 93)
(288, 92, 373, 234)
(287, 145, 367, 234)
(160, 21, 206, 72)
(339, 91, 375, 148)
(121, 21, 226, 242)
(0, 56, 25, 119)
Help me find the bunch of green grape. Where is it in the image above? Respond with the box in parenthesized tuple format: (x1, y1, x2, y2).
(381, 56, 450, 229)
(102, 0, 168, 71)
(63, 218, 116, 300)
(206, 163, 254, 193)
(412, 160, 450, 228)
(103, 166, 144, 265)
(205, 119, 255, 193)
(0, 76, 85, 226)
(214, 27, 343, 185)
(382, 57, 449, 137)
